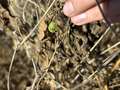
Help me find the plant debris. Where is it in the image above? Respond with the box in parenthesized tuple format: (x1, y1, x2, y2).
(0, 0, 120, 90)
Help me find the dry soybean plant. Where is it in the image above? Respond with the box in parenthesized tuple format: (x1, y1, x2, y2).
(0, 0, 119, 90)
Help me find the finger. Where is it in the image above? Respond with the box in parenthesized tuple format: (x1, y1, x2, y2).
(63, 0, 104, 17)
(71, 5, 103, 25)
(71, 0, 120, 25)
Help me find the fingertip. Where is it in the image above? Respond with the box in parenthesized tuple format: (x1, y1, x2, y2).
(71, 5, 103, 25)
(71, 13, 87, 25)
(63, 1, 74, 17)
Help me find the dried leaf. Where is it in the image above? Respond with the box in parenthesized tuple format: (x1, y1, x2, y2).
(38, 18, 47, 40)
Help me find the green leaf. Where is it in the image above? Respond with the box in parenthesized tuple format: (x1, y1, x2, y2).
(48, 21, 58, 33)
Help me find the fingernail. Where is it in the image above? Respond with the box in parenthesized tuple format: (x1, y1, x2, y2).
(71, 13, 87, 25)
(63, 1, 74, 16)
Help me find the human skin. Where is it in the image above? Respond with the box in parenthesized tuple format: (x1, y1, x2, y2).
(63, 0, 120, 25)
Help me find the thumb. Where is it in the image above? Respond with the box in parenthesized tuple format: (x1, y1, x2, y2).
(63, 0, 104, 17)
(71, 5, 103, 25)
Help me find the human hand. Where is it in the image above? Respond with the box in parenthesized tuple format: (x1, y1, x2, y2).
(63, 0, 120, 25)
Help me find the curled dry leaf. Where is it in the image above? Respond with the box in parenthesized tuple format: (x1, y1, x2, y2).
(38, 17, 47, 40)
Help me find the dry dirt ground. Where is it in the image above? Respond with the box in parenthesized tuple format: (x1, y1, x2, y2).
(0, 0, 120, 90)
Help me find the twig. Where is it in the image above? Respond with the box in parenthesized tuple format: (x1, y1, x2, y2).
(22, 0, 28, 22)
(7, 46, 18, 90)
(112, 58, 120, 72)
(32, 59, 37, 75)
(102, 49, 120, 67)
(101, 41, 120, 54)
(90, 26, 112, 52)
(27, 0, 39, 8)
(109, 84, 120, 89)
(31, 59, 38, 90)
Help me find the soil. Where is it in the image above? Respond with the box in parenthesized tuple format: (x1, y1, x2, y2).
(0, 0, 120, 90)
